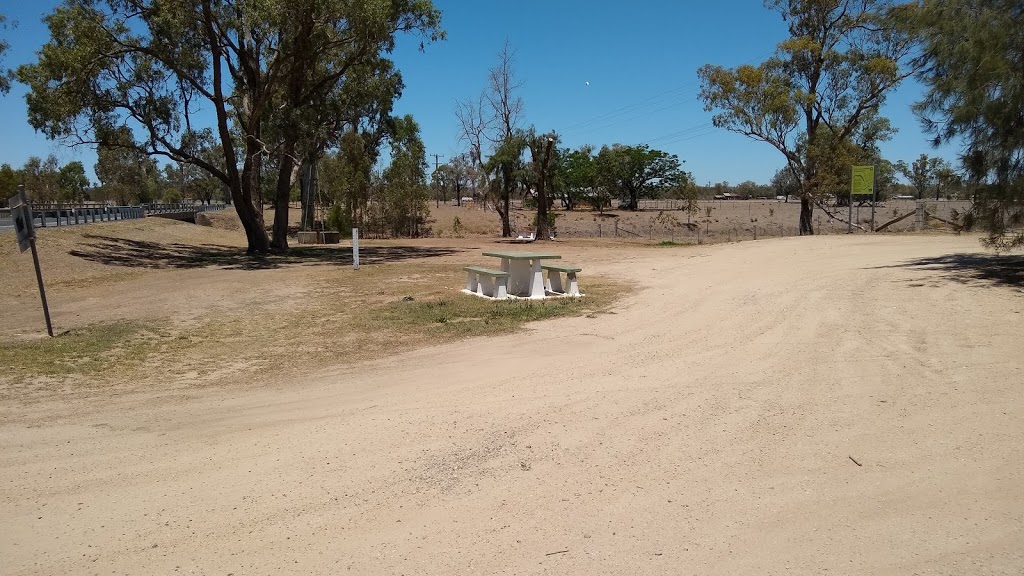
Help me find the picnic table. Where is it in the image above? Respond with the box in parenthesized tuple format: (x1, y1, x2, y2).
(482, 251, 561, 299)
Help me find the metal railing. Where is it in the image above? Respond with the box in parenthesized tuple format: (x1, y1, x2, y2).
(1, 202, 227, 229)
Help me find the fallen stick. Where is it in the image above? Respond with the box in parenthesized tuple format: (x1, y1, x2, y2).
(849, 455, 863, 467)
(815, 201, 868, 231)
(874, 210, 916, 232)
(545, 550, 569, 556)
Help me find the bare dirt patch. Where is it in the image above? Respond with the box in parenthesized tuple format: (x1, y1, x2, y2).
(2, 215, 1021, 575)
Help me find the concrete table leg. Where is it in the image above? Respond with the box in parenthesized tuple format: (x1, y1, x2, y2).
(528, 259, 546, 298)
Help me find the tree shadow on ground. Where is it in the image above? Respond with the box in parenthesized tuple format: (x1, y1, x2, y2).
(68, 235, 469, 270)
(876, 253, 1024, 290)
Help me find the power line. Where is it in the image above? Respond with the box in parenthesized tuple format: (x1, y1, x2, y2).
(558, 52, 774, 138)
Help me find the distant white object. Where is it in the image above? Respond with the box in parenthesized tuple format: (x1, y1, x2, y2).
(585, 81, 590, 86)
(513, 231, 536, 243)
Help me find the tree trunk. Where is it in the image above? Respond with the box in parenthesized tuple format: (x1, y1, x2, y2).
(535, 138, 554, 241)
(502, 187, 512, 236)
(271, 144, 296, 251)
(799, 194, 815, 235)
(230, 181, 270, 253)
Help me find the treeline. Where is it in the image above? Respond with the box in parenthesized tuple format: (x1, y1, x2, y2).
(0, 152, 227, 206)
(449, 43, 695, 237)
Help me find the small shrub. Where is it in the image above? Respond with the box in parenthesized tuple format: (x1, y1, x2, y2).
(326, 203, 353, 232)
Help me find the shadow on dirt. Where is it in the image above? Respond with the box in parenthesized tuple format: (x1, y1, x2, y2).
(877, 253, 1024, 289)
(69, 235, 468, 271)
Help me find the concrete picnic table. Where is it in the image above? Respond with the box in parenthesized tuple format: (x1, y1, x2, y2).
(482, 250, 561, 299)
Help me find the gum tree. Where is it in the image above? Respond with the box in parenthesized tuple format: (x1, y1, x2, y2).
(18, 0, 441, 253)
(698, 0, 917, 234)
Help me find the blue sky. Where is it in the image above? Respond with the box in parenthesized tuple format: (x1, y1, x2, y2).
(0, 0, 954, 186)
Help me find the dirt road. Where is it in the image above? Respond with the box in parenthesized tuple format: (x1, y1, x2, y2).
(2, 235, 1022, 575)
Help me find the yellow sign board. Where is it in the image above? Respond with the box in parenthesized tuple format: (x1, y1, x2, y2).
(851, 165, 875, 197)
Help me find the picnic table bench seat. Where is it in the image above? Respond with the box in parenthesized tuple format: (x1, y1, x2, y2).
(463, 266, 510, 299)
(541, 263, 583, 297)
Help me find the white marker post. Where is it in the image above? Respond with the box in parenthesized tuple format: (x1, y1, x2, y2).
(352, 228, 360, 270)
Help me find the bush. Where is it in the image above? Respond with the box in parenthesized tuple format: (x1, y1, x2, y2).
(162, 189, 183, 203)
(326, 203, 353, 232)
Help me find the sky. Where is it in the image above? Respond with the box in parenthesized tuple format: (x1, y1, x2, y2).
(0, 0, 957, 187)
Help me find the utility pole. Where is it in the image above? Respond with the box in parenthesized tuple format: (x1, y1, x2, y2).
(431, 154, 444, 207)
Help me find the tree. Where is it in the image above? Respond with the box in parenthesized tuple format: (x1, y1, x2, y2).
(19, 0, 442, 254)
(486, 42, 525, 237)
(903, 0, 1023, 249)
(771, 166, 800, 201)
(380, 115, 429, 237)
(95, 139, 160, 205)
(0, 12, 11, 94)
(895, 154, 950, 200)
(560, 145, 596, 211)
(431, 159, 469, 207)
(57, 161, 90, 203)
(526, 132, 556, 240)
(594, 144, 688, 211)
(456, 41, 524, 237)
(21, 156, 60, 203)
(934, 165, 963, 200)
(699, 0, 917, 234)
(0, 163, 18, 195)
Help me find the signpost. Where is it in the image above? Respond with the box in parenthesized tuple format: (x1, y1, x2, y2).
(851, 165, 876, 233)
(9, 187, 54, 337)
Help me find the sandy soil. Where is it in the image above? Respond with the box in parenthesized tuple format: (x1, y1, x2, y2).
(1, 234, 1023, 575)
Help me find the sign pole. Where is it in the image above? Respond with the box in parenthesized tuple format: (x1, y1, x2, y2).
(29, 237, 54, 337)
(10, 186, 53, 337)
(848, 166, 853, 234)
(871, 164, 877, 232)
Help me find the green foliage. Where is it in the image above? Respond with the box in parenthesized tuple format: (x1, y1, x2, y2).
(326, 202, 353, 233)
(17, 0, 443, 253)
(594, 144, 689, 210)
(0, 12, 10, 94)
(0, 162, 17, 195)
(559, 144, 597, 211)
(896, 154, 952, 200)
(379, 115, 430, 237)
(57, 161, 90, 202)
(698, 0, 916, 234)
(162, 188, 183, 204)
(20, 155, 61, 203)
(94, 129, 160, 205)
(904, 0, 1023, 249)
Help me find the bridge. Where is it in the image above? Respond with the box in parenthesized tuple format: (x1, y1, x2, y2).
(0, 202, 227, 231)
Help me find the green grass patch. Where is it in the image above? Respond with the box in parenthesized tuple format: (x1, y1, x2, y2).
(357, 280, 624, 340)
(0, 321, 170, 380)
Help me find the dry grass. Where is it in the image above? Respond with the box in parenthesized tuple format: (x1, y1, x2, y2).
(1, 217, 626, 397)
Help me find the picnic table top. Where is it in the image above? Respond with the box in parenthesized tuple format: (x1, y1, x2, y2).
(482, 251, 562, 260)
